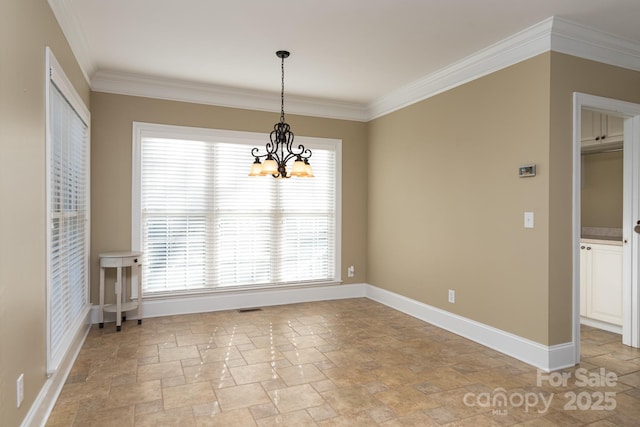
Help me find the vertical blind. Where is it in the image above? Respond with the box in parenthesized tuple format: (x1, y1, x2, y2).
(46, 49, 90, 373)
(137, 128, 338, 293)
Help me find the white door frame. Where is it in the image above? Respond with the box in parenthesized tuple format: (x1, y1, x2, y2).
(573, 92, 640, 364)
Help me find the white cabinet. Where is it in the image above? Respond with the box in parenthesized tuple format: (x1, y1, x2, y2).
(580, 242, 622, 326)
(581, 110, 623, 149)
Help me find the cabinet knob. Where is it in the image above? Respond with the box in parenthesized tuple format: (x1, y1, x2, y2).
(586, 247, 592, 250)
(602, 135, 606, 139)
(595, 136, 600, 141)
(580, 246, 585, 250)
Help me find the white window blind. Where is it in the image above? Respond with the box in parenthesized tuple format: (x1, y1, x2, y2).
(46, 48, 90, 373)
(133, 124, 340, 294)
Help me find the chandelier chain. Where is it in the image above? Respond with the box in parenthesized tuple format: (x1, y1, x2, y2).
(280, 55, 285, 123)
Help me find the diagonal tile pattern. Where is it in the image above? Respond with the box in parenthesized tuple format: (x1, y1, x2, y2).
(46, 298, 640, 426)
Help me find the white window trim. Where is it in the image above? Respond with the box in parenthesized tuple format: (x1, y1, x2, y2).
(45, 47, 91, 373)
(131, 122, 342, 295)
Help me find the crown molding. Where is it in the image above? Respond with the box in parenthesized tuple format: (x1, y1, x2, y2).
(50, 1, 640, 123)
(48, 0, 95, 84)
(368, 16, 640, 120)
(367, 17, 554, 119)
(550, 16, 640, 73)
(91, 70, 369, 122)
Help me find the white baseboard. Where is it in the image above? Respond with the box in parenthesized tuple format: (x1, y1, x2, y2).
(581, 316, 623, 335)
(22, 311, 91, 427)
(364, 284, 577, 372)
(90, 283, 367, 324)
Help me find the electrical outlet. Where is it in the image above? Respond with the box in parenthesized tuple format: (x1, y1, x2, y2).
(17, 373, 24, 408)
(347, 265, 355, 278)
(448, 290, 455, 303)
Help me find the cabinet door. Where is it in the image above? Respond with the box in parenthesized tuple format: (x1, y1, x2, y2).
(581, 110, 601, 147)
(604, 115, 624, 143)
(586, 244, 622, 325)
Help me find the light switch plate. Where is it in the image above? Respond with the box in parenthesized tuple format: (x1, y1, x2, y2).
(524, 212, 534, 228)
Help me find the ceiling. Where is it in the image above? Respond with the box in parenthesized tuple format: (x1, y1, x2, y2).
(53, 0, 640, 113)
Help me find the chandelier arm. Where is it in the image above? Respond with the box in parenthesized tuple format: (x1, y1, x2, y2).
(288, 144, 310, 156)
(299, 148, 312, 159)
(265, 138, 277, 154)
(251, 147, 267, 159)
(281, 152, 297, 165)
(283, 131, 294, 157)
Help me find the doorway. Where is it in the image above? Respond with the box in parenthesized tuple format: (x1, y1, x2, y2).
(573, 93, 640, 364)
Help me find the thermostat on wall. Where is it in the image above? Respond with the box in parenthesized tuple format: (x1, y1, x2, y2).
(519, 164, 536, 177)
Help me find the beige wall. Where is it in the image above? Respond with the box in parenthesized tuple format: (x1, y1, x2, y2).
(368, 54, 553, 344)
(581, 151, 623, 229)
(0, 1, 90, 425)
(368, 52, 640, 346)
(90, 92, 368, 303)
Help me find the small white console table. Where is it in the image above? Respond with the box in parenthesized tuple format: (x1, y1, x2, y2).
(98, 251, 143, 331)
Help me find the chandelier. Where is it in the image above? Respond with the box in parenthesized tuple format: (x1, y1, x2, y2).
(249, 51, 313, 178)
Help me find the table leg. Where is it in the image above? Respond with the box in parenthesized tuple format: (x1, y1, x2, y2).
(99, 266, 105, 328)
(122, 266, 128, 322)
(137, 261, 142, 324)
(116, 266, 122, 331)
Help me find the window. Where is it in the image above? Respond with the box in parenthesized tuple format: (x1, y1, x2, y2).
(46, 48, 90, 373)
(132, 123, 341, 295)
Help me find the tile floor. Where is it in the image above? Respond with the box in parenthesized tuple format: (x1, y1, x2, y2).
(46, 298, 640, 426)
